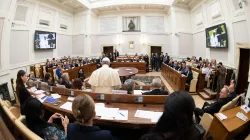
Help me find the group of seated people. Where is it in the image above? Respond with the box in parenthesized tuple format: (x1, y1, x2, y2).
(14, 54, 241, 140)
(165, 56, 228, 91)
(18, 71, 202, 140)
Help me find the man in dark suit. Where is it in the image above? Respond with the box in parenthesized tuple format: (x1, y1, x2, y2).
(180, 62, 186, 74)
(151, 53, 155, 71)
(172, 61, 179, 70)
(184, 65, 193, 85)
(143, 78, 169, 95)
(159, 52, 164, 70)
(163, 53, 170, 64)
(194, 87, 230, 123)
(154, 53, 159, 72)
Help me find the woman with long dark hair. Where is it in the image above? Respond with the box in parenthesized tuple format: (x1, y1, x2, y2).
(140, 91, 199, 140)
(23, 98, 69, 139)
(16, 70, 36, 114)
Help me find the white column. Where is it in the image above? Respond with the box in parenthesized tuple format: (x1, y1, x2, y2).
(84, 10, 92, 56)
(170, 8, 179, 56)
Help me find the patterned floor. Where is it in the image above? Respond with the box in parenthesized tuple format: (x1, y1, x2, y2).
(131, 76, 162, 85)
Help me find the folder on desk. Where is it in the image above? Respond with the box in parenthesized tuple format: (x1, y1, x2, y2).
(44, 97, 57, 103)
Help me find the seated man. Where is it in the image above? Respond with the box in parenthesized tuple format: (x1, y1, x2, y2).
(60, 73, 72, 89)
(194, 87, 230, 123)
(143, 78, 168, 95)
(124, 79, 135, 94)
(172, 61, 179, 70)
(227, 79, 237, 101)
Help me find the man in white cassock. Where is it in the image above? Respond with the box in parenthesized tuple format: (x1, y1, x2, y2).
(88, 57, 121, 93)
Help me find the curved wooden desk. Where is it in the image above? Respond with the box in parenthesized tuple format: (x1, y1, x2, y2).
(43, 96, 163, 128)
(27, 83, 167, 129)
(111, 62, 146, 74)
(115, 67, 138, 77)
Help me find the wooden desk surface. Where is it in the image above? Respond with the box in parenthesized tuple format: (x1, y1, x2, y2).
(215, 106, 250, 132)
(43, 95, 163, 128)
(111, 62, 146, 74)
(115, 67, 138, 77)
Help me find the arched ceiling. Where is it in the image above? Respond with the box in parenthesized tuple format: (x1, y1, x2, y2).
(52, 0, 200, 12)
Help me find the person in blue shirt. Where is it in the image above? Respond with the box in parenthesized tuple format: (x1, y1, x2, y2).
(56, 65, 62, 80)
(67, 94, 115, 140)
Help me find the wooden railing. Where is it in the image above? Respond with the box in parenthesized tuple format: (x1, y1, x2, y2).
(161, 64, 187, 91)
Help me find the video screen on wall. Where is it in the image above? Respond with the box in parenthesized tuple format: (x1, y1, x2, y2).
(206, 23, 228, 48)
(34, 30, 56, 50)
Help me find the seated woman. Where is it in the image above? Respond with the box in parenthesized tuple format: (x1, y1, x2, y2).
(140, 91, 199, 140)
(72, 78, 83, 90)
(23, 98, 69, 139)
(78, 68, 85, 82)
(16, 70, 37, 114)
(60, 73, 72, 89)
(124, 79, 135, 94)
(67, 94, 114, 140)
(42, 73, 54, 86)
(28, 71, 36, 81)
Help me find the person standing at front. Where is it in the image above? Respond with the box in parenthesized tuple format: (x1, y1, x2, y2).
(88, 57, 121, 94)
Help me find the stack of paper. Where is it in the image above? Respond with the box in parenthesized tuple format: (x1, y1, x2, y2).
(217, 113, 227, 120)
(95, 103, 128, 120)
(30, 87, 37, 92)
(60, 102, 72, 111)
(51, 93, 61, 99)
(133, 90, 142, 95)
(135, 110, 163, 122)
(114, 110, 128, 120)
(241, 105, 250, 113)
(34, 90, 45, 94)
(68, 97, 75, 101)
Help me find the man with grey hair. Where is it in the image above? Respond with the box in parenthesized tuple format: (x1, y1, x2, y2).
(88, 57, 121, 93)
(142, 78, 168, 95)
(60, 73, 72, 89)
(124, 79, 135, 94)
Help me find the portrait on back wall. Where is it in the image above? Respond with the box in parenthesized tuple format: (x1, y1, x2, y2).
(123, 16, 141, 32)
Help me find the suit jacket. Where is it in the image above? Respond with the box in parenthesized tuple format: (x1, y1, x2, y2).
(217, 66, 226, 84)
(185, 71, 193, 85)
(67, 123, 113, 140)
(173, 65, 179, 71)
(60, 81, 72, 89)
(142, 89, 169, 95)
(203, 97, 230, 115)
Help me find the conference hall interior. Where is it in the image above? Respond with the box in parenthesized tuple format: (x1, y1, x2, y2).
(0, 0, 250, 139)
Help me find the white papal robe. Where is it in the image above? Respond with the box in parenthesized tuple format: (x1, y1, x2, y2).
(88, 65, 121, 94)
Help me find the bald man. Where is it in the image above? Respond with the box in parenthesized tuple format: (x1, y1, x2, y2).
(88, 57, 121, 94)
(194, 87, 230, 123)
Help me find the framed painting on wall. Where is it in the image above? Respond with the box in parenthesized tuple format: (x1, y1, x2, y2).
(129, 41, 134, 49)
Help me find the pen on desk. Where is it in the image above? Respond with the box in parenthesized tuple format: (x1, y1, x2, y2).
(119, 112, 125, 117)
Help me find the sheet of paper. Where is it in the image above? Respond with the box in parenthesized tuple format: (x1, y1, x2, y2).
(241, 105, 250, 113)
(112, 90, 127, 94)
(115, 110, 128, 120)
(95, 103, 106, 116)
(51, 93, 61, 99)
(134, 110, 155, 119)
(30, 87, 37, 92)
(36, 93, 46, 99)
(133, 90, 142, 95)
(34, 90, 45, 94)
(151, 112, 163, 122)
(60, 102, 72, 111)
(96, 107, 119, 118)
(217, 113, 227, 120)
(135, 110, 163, 121)
(236, 112, 248, 121)
(83, 89, 93, 92)
(126, 69, 131, 70)
(68, 97, 75, 101)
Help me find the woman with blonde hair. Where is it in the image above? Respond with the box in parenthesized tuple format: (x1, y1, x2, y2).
(67, 94, 114, 140)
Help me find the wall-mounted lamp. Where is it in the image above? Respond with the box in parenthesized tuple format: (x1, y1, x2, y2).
(141, 34, 147, 45)
(117, 34, 123, 45)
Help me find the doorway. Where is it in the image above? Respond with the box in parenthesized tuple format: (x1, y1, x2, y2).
(150, 46, 162, 56)
(103, 46, 114, 56)
(237, 49, 250, 94)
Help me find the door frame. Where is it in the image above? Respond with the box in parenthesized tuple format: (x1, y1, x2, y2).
(101, 44, 117, 54)
(235, 43, 250, 83)
(149, 45, 162, 56)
